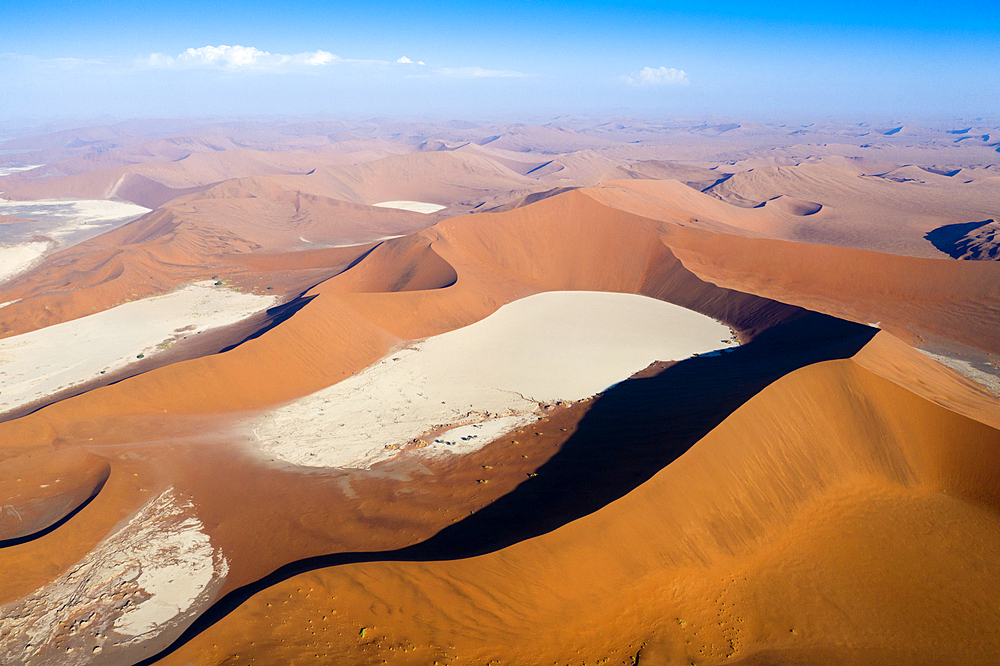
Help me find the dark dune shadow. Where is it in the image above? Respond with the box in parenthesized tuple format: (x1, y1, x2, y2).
(217, 295, 316, 353)
(925, 219, 996, 259)
(392, 312, 876, 558)
(137, 311, 876, 665)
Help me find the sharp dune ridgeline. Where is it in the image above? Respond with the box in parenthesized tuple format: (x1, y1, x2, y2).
(0, 118, 998, 666)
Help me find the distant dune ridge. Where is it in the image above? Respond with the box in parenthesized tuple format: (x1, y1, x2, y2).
(0, 117, 998, 666)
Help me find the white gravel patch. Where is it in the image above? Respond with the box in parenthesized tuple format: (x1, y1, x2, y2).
(0, 199, 150, 285)
(254, 291, 734, 469)
(425, 415, 536, 456)
(0, 199, 149, 242)
(0, 488, 228, 664)
(0, 281, 278, 414)
(920, 349, 1000, 396)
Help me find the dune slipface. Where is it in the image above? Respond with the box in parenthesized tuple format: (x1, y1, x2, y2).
(0, 118, 998, 666)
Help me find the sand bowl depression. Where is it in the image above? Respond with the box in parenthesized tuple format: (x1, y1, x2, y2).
(255, 291, 735, 468)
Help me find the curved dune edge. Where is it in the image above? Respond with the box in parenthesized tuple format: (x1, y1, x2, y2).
(855, 332, 1000, 430)
(155, 337, 1000, 666)
(579, 184, 1000, 357)
(756, 194, 823, 216)
(0, 190, 802, 435)
(0, 447, 109, 543)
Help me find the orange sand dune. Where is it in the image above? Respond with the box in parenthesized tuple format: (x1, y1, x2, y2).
(0, 190, 795, 428)
(0, 447, 109, 544)
(584, 183, 1000, 356)
(0, 149, 396, 209)
(154, 332, 1000, 666)
(0, 190, 811, 618)
(424, 141, 551, 176)
(600, 158, 730, 190)
(701, 161, 1000, 257)
(755, 194, 822, 216)
(0, 154, 998, 665)
(0, 187, 419, 338)
(511, 149, 625, 183)
(259, 149, 538, 208)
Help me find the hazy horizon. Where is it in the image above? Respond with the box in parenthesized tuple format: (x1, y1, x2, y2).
(3, 0, 997, 121)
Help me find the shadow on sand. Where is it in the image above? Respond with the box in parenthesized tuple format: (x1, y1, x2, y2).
(137, 310, 877, 665)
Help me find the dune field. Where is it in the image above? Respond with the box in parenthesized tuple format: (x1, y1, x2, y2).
(0, 118, 998, 666)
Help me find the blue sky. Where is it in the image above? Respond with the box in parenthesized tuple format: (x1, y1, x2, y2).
(2, 0, 997, 121)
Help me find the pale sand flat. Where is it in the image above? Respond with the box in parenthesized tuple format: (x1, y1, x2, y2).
(0, 198, 149, 236)
(0, 165, 44, 178)
(255, 291, 734, 469)
(0, 198, 150, 284)
(919, 349, 1000, 396)
(0, 241, 49, 284)
(372, 200, 446, 214)
(0, 282, 277, 414)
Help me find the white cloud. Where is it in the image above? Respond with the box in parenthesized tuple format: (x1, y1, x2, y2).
(300, 50, 336, 66)
(141, 45, 342, 70)
(623, 66, 689, 86)
(183, 45, 267, 67)
(397, 56, 413, 64)
(436, 66, 526, 78)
